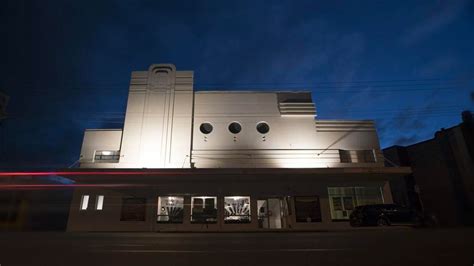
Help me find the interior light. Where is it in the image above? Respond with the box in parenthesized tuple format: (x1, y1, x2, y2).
(230, 196, 246, 200)
(101, 151, 112, 155)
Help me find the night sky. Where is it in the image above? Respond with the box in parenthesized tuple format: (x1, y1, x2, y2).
(1, 0, 473, 169)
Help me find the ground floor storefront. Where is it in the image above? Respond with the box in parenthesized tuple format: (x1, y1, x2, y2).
(65, 168, 410, 232)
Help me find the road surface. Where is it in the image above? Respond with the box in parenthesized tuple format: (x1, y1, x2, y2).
(0, 228, 472, 266)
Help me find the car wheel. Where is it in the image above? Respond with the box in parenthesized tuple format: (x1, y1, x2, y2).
(377, 218, 389, 226)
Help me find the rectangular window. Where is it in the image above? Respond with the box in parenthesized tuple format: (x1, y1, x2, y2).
(96, 195, 104, 210)
(354, 187, 384, 205)
(343, 197, 354, 210)
(120, 198, 146, 221)
(80, 195, 89, 210)
(332, 197, 342, 211)
(339, 150, 352, 163)
(339, 150, 376, 163)
(224, 196, 251, 224)
(294, 196, 322, 223)
(191, 196, 217, 224)
(328, 187, 383, 220)
(157, 196, 184, 223)
(94, 150, 120, 163)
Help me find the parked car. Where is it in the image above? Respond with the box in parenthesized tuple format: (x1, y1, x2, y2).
(349, 204, 424, 227)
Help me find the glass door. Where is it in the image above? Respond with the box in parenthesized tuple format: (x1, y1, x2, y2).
(257, 200, 269, 228)
(257, 198, 288, 229)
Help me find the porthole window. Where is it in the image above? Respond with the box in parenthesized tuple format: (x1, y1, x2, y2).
(256, 122, 270, 134)
(228, 122, 242, 134)
(199, 123, 213, 134)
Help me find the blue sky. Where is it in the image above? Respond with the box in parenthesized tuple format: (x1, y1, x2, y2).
(1, 0, 473, 168)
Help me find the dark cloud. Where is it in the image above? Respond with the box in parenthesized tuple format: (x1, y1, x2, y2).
(393, 135, 421, 146)
(393, 112, 427, 130)
(400, 0, 469, 46)
(377, 108, 421, 147)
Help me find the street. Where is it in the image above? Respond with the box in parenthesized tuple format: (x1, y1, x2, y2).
(0, 228, 473, 266)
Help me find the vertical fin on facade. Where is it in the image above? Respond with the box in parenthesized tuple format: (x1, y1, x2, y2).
(119, 64, 194, 168)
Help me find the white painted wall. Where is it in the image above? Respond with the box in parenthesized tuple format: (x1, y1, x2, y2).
(192, 92, 383, 168)
(79, 129, 122, 168)
(114, 64, 193, 168)
(79, 64, 384, 169)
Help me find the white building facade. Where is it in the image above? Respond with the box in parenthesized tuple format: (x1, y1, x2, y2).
(66, 64, 410, 231)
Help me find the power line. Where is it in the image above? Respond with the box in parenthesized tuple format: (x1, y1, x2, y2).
(5, 104, 467, 118)
(10, 77, 473, 90)
(12, 77, 470, 86)
(16, 83, 468, 91)
(4, 111, 464, 122)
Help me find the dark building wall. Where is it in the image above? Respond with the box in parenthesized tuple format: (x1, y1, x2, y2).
(0, 176, 73, 231)
(27, 189, 73, 231)
(0, 189, 72, 231)
(383, 146, 412, 208)
(405, 138, 461, 225)
(384, 114, 474, 226)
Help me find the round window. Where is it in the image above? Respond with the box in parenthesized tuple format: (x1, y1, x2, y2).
(228, 122, 242, 134)
(199, 123, 213, 134)
(256, 122, 270, 134)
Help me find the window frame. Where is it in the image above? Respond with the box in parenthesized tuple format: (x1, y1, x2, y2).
(190, 196, 218, 224)
(157, 196, 185, 224)
(223, 196, 252, 224)
(294, 196, 322, 223)
(94, 150, 120, 163)
(120, 197, 147, 221)
(228, 122, 242, 134)
(199, 122, 213, 134)
(80, 195, 89, 211)
(256, 122, 270, 134)
(95, 195, 104, 211)
(328, 186, 384, 220)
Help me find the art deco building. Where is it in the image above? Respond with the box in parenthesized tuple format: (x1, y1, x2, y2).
(65, 64, 410, 231)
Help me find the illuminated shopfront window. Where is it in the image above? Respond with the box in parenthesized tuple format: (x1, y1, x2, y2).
(191, 196, 217, 223)
(224, 196, 251, 224)
(95, 195, 104, 210)
(157, 196, 184, 223)
(80, 195, 89, 210)
(294, 196, 322, 223)
(328, 187, 384, 220)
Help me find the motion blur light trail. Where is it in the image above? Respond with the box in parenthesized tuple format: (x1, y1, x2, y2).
(0, 184, 149, 190)
(0, 171, 179, 176)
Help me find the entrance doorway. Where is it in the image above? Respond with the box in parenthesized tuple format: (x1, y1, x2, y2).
(257, 198, 289, 229)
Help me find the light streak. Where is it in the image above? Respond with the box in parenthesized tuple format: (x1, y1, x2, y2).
(0, 171, 180, 176)
(0, 184, 149, 190)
